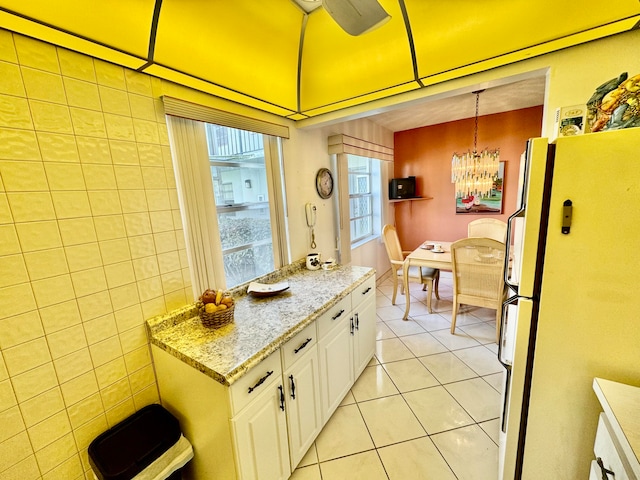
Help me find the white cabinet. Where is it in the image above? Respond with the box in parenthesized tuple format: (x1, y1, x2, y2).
(230, 351, 290, 480)
(351, 277, 376, 378)
(318, 308, 354, 423)
(281, 324, 322, 470)
(231, 377, 290, 480)
(318, 275, 376, 423)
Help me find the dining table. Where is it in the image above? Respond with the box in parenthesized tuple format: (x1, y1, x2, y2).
(402, 241, 453, 320)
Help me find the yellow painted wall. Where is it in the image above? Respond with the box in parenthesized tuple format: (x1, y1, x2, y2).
(0, 31, 189, 479)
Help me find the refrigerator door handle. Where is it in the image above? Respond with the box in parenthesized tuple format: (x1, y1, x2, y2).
(504, 208, 525, 293)
(498, 294, 519, 368)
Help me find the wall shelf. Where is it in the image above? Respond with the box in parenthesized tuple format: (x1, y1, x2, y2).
(389, 196, 433, 203)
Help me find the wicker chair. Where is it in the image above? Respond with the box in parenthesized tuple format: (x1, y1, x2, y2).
(450, 237, 507, 342)
(382, 224, 440, 313)
(467, 218, 508, 243)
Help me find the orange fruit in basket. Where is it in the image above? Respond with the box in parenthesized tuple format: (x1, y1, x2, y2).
(221, 296, 233, 307)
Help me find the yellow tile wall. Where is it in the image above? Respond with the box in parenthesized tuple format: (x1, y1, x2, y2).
(0, 30, 192, 480)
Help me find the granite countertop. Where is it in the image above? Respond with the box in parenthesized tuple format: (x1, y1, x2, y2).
(147, 260, 375, 386)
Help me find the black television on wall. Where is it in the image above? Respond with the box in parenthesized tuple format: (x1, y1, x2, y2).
(389, 176, 416, 199)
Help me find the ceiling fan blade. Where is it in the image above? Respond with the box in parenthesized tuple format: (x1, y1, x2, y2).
(323, 0, 391, 36)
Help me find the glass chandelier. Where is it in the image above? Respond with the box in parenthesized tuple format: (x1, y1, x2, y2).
(451, 90, 500, 199)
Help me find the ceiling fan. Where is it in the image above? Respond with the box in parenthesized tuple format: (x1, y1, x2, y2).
(296, 0, 391, 36)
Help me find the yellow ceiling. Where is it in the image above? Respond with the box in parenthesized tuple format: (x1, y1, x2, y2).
(0, 0, 638, 122)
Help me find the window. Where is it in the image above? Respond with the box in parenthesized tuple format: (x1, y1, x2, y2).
(348, 155, 381, 244)
(205, 123, 277, 287)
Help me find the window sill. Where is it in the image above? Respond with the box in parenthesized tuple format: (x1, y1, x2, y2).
(352, 234, 379, 250)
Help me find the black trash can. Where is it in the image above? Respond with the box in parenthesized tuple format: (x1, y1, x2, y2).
(88, 404, 193, 480)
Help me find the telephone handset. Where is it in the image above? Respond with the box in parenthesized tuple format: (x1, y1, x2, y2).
(305, 203, 317, 249)
(305, 203, 316, 227)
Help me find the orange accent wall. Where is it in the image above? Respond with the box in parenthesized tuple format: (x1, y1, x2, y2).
(393, 106, 544, 249)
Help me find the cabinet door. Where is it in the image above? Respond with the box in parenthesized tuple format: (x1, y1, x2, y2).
(318, 318, 354, 424)
(352, 297, 376, 378)
(231, 380, 290, 480)
(284, 345, 322, 470)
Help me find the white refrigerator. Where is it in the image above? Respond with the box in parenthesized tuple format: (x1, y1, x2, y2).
(498, 128, 640, 479)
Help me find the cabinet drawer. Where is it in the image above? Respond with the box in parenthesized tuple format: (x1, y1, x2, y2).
(594, 413, 630, 480)
(352, 276, 375, 309)
(317, 295, 351, 339)
(281, 322, 317, 371)
(229, 351, 282, 416)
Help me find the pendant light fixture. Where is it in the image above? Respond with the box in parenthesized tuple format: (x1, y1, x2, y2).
(451, 90, 500, 199)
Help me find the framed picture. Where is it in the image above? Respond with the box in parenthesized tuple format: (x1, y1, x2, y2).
(455, 161, 505, 214)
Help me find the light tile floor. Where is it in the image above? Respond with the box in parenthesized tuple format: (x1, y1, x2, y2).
(290, 271, 503, 480)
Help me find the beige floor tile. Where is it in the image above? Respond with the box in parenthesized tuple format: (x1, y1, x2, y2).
(412, 313, 451, 331)
(403, 386, 475, 434)
(339, 390, 356, 406)
(291, 283, 503, 480)
(404, 300, 433, 316)
(314, 404, 374, 462)
(469, 307, 498, 321)
(376, 322, 395, 340)
(444, 377, 501, 422)
(484, 341, 499, 354)
(375, 305, 406, 321)
(460, 322, 498, 345)
(297, 443, 318, 467)
(357, 395, 425, 447)
(319, 450, 387, 480)
(382, 358, 439, 393)
(376, 295, 392, 308)
(400, 332, 448, 357)
(378, 437, 457, 480)
(351, 365, 398, 402)
(479, 418, 500, 445)
(418, 351, 477, 384)
(431, 424, 499, 480)
(376, 285, 395, 297)
(448, 309, 485, 327)
(453, 345, 503, 376)
(483, 371, 505, 393)
(289, 463, 322, 480)
(430, 328, 482, 351)
(383, 318, 426, 337)
(375, 338, 414, 363)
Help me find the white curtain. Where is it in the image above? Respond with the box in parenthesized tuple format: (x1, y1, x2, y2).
(166, 116, 226, 297)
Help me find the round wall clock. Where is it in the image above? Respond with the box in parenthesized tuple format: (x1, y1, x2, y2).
(315, 168, 334, 199)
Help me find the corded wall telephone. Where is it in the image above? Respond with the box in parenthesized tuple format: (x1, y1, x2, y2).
(305, 203, 317, 249)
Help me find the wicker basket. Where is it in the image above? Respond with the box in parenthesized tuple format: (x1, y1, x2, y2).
(198, 302, 235, 328)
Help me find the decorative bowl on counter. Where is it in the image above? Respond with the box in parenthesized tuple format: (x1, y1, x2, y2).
(247, 281, 290, 298)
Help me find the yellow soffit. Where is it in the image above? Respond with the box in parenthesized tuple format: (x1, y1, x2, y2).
(406, 0, 640, 82)
(0, 0, 639, 123)
(151, 0, 303, 114)
(300, 1, 418, 113)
